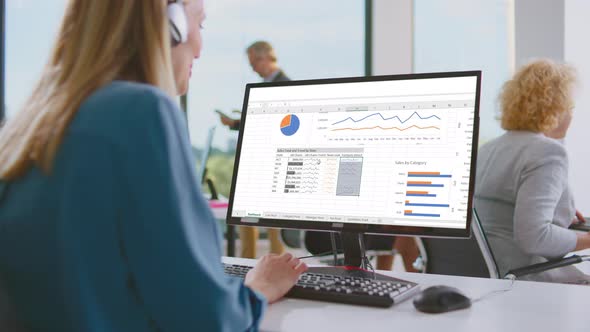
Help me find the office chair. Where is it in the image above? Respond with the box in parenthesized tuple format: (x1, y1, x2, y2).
(414, 208, 590, 280)
(280, 229, 303, 249)
(413, 208, 499, 278)
(0, 276, 28, 332)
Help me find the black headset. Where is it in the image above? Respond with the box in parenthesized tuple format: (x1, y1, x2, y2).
(168, 0, 188, 46)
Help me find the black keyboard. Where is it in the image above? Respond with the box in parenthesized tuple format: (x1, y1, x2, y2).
(223, 263, 420, 308)
(569, 222, 590, 232)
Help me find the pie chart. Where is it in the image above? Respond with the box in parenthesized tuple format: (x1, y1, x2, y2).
(280, 114, 300, 136)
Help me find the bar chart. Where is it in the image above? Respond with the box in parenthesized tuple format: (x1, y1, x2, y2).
(403, 172, 452, 218)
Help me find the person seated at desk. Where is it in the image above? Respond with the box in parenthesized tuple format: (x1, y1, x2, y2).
(474, 59, 590, 283)
(0, 0, 306, 331)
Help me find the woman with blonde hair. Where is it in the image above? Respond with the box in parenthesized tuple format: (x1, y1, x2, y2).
(474, 59, 590, 283)
(0, 0, 306, 330)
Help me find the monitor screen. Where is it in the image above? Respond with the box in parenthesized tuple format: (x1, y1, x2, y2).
(227, 72, 480, 238)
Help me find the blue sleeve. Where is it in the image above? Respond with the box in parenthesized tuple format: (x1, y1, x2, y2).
(110, 89, 266, 330)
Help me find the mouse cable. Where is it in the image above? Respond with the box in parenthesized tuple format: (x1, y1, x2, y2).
(471, 277, 516, 303)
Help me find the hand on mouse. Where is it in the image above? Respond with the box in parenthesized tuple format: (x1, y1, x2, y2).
(574, 210, 586, 224)
(244, 253, 308, 303)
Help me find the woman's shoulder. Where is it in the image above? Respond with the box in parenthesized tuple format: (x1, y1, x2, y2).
(70, 81, 181, 140)
(521, 131, 566, 155)
(498, 131, 566, 153)
(505, 131, 568, 166)
(83, 81, 174, 114)
(479, 131, 567, 171)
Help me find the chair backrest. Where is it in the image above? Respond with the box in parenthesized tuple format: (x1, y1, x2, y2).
(418, 208, 500, 279)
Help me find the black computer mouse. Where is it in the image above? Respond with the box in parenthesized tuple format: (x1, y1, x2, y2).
(413, 285, 471, 313)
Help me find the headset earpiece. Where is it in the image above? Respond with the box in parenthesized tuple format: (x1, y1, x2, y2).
(168, 0, 188, 46)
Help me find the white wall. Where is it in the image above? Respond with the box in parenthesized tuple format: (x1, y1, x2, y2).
(412, 0, 513, 144)
(515, 0, 564, 67)
(371, 0, 590, 213)
(372, 0, 413, 75)
(565, 1, 590, 213)
(512, 0, 590, 212)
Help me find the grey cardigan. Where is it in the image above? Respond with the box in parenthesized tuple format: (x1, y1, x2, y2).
(474, 131, 588, 283)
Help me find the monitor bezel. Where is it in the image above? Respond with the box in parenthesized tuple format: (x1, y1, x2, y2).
(226, 71, 481, 239)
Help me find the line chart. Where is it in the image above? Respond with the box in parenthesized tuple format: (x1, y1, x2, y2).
(331, 125, 440, 132)
(331, 111, 441, 126)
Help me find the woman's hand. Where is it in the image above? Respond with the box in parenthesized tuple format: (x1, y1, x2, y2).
(573, 210, 586, 224)
(575, 232, 590, 251)
(244, 253, 307, 304)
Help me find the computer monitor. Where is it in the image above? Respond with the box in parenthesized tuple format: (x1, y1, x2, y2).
(227, 71, 481, 266)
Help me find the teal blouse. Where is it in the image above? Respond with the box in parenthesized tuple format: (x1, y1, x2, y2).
(0, 81, 265, 331)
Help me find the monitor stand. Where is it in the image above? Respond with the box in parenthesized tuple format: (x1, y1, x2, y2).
(341, 231, 367, 267)
(306, 231, 401, 281)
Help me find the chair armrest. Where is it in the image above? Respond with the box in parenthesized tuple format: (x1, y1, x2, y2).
(504, 255, 589, 280)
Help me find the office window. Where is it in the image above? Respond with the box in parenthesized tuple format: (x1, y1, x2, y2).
(5, 1, 66, 118)
(413, 0, 514, 144)
(187, 1, 365, 197)
(2, 1, 364, 200)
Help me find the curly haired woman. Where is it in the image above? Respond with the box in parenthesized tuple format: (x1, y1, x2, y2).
(474, 59, 590, 283)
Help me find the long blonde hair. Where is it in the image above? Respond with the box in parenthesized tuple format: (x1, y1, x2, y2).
(0, 0, 177, 179)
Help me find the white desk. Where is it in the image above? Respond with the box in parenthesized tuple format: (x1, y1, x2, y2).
(223, 256, 590, 332)
(573, 248, 590, 275)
